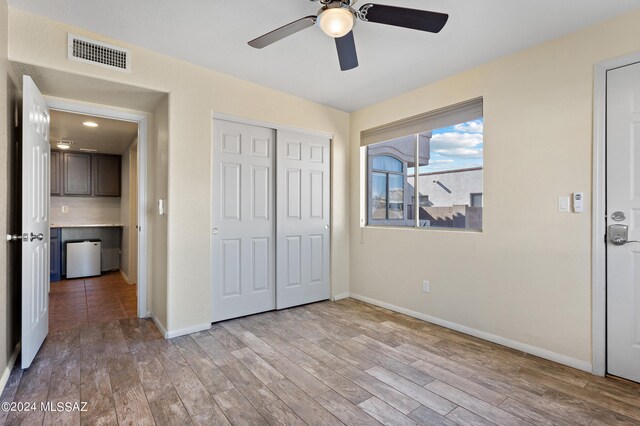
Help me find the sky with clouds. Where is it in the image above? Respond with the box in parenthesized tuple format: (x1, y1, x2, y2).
(420, 118, 483, 173)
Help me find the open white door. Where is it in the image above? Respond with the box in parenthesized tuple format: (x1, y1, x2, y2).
(607, 61, 640, 383)
(21, 76, 50, 369)
(276, 131, 330, 309)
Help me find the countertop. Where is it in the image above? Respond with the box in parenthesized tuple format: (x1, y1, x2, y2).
(50, 224, 124, 228)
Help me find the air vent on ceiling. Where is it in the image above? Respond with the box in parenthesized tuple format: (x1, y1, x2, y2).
(67, 33, 131, 72)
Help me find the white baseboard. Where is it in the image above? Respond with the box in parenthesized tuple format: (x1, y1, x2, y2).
(150, 313, 168, 339)
(349, 293, 592, 373)
(119, 270, 135, 285)
(0, 343, 21, 397)
(332, 292, 350, 301)
(163, 322, 211, 339)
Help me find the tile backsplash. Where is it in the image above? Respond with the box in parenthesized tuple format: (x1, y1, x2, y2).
(51, 197, 122, 225)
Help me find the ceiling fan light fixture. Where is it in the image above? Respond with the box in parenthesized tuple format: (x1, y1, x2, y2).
(317, 7, 354, 38)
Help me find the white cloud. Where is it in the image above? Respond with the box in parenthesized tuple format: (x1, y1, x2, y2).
(430, 132, 483, 150)
(433, 147, 483, 159)
(429, 159, 454, 164)
(454, 120, 483, 133)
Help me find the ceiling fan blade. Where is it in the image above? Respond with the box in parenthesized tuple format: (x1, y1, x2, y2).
(248, 16, 317, 49)
(358, 4, 448, 33)
(335, 31, 358, 71)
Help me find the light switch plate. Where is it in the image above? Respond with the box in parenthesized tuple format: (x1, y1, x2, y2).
(62, 206, 68, 213)
(558, 196, 570, 213)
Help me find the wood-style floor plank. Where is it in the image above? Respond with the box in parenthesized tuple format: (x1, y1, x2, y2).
(3, 296, 640, 426)
(339, 365, 421, 414)
(358, 396, 420, 425)
(425, 380, 531, 426)
(267, 379, 343, 426)
(408, 405, 458, 426)
(315, 389, 382, 425)
(366, 365, 456, 416)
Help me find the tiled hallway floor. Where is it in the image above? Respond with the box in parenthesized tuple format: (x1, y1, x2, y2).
(49, 272, 137, 332)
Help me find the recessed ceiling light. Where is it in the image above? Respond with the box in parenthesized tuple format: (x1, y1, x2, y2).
(83, 121, 98, 127)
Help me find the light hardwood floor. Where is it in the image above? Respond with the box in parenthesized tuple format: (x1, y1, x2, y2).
(2, 298, 640, 425)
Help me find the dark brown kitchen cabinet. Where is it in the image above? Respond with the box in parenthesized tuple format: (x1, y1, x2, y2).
(54, 150, 121, 197)
(93, 154, 121, 197)
(63, 152, 92, 195)
(50, 150, 61, 195)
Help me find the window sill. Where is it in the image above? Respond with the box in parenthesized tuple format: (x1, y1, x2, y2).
(362, 225, 483, 234)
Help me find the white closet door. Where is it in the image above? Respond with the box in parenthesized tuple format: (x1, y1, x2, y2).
(276, 131, 330, 309)
(212, 120, 275, 322)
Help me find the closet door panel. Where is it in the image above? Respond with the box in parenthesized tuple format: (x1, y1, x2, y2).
(276, 131, 331, 309)
(212, 120, 275, 322)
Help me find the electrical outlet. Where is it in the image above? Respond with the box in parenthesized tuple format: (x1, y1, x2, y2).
(62, 206, 69, 213)
(422, 280, 430, 293)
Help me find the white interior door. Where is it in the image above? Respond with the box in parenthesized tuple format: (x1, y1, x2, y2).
(212, 120, 275, 322)
(276, 131, 330, 309)
(607, 61, 640, 383)
(21, 76, 50, 369)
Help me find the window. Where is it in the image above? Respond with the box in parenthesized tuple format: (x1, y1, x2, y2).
(470, 193, 483, 207)
(371, 156, 404, 220)
(367, 143, 415, 226)
(362, 98, 483, 231)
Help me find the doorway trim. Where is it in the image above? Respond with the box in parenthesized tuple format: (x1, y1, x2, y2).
(47, 98, 149, 318)
(592, 51, 640, 377)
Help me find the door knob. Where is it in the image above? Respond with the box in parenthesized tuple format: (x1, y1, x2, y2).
(609, 224, 640, 245)
(212, 228, 219, 235)
(6, 234, 24, 242)
(29, 233, 44, 242)
(324, 224, 329, 230)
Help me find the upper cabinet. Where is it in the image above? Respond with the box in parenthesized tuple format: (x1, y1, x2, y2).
(54, 150, 121, 197)
(93, 154, 121, 197)
(50, 150, 61, 196)
(63, 152, 92, 195)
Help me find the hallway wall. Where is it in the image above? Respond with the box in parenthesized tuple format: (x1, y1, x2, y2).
(0, 0, 21, 394)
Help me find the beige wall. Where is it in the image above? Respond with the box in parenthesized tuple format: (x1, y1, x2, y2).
(350, 10, 640, 366)
(0, 0, 11, 385)
(8, 9, 351, 334)
(151, 96, 168, 329)
(0, 0, 20, 392)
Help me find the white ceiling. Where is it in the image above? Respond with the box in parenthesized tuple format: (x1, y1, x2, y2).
(50, 110, 138, 155)
(8, 0, 640, 111)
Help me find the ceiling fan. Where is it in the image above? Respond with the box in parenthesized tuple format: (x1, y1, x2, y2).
(248, 0, 449, 71)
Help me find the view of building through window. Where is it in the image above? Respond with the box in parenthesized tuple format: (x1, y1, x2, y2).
(367, 117, 483, 230)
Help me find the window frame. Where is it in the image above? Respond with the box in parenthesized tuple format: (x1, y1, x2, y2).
(362, 98, 484, 232)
